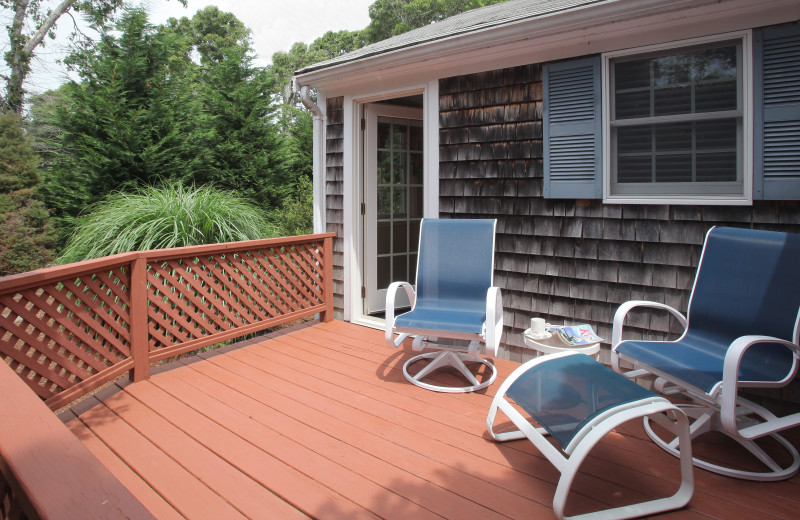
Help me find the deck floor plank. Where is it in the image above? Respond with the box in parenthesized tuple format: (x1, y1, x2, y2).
(61, 407, 186, 520)
(69, 395, 250, 519)
(123, 379, 370, 520)
(61, 320, 800, 520)
(95, 381, 309, 520)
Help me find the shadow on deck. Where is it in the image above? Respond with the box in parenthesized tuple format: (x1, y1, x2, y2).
(59, 320, 800, 519)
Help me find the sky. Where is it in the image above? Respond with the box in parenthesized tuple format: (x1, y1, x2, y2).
(1, 0, 373, 96)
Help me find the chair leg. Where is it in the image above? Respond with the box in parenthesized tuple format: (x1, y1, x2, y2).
(643, 404, 800, 481)
(403, 351, 497, 393)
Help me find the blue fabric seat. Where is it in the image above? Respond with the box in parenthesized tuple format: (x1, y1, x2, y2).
(507, 353, 655, 448)
(612, 226, 800, 481)
(385, 218, 503, 393)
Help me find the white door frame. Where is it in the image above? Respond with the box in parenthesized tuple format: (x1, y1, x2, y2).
(342, 80, 440, 328)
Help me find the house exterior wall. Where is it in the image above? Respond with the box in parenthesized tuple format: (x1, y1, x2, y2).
(325, 97, 345, 319)
(438, 61, 800, 367)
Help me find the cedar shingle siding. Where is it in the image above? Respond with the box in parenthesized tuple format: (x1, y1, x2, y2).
(326, 97, 345, 318)
(438, 62, 800, 364)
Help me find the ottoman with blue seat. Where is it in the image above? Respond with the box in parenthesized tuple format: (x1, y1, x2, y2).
(486, 351, 694, 520)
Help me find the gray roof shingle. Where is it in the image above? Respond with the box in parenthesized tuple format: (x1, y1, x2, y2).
(296, 0, 606, 74)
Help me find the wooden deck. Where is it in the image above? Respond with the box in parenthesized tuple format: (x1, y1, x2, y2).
(58, 320, 800, 520)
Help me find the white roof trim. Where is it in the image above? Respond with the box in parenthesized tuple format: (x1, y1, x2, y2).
(295, 0, 800, 92)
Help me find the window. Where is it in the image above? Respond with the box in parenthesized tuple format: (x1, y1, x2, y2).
(604, 34, 751, 203)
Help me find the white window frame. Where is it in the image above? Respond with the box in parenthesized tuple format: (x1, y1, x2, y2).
(602, 31, 753, 205)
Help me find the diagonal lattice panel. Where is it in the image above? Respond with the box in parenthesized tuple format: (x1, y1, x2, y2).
(144, 242, 326, 351)
(0, 268, 132, 400)
(253, 244, 325, 314)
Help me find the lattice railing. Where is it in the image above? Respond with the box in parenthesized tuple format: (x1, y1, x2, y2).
(0, 234, 335, 411)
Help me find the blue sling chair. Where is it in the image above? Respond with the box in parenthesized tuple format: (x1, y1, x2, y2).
(612, 226, 800, 481)
(384, 218, 503, 393)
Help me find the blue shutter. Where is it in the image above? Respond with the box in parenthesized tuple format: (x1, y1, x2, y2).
(754, 25, 800, 200)
(543, 56, 602, 199)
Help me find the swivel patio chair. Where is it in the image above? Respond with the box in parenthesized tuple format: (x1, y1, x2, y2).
(612, 226, 800, 481)
(384, 218, 503, 392)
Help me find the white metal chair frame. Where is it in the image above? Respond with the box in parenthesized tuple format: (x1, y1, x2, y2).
(611, 226, 800, 481)
(385, 281, 503, 393)
(612, 303, 800, 481)
(487, 351, 694, 520)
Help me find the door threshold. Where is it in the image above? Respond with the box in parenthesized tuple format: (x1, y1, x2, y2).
(353, 314, 385, 331)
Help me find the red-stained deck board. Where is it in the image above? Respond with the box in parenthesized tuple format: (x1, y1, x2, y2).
(61, 320, 800, 520)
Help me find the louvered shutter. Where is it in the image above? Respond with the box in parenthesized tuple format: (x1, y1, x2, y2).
(754, 25, 800, 200)
(543, 56, 602, 199)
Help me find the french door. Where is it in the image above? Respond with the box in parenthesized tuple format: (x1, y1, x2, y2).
(364, 103, 424, 314)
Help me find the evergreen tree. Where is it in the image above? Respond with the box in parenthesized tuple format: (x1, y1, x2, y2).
(0, 111, 56, 275)
(167, 7, 290, 209)
(41, 8, 197, 241)
(40, 7, 290, 243)
(364, 0, 507, 42)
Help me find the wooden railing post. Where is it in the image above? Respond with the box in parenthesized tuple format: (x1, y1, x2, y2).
(130, 257, 150, 382)
(321, 236, 335, 322)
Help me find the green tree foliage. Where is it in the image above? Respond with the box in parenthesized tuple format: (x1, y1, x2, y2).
(364, 0, 507, 42)
(58, 182, 275, 263)
(40, 9, 195, 239)
(40, 7, 289, 244)
(270, 174, 313, 237)
(26, 86, 70, 170)
(1, 0, 185, 113)
(163, 7, 291, 208)
(0, 110, 56, 275)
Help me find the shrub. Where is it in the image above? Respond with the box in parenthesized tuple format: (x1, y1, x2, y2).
(270, 175, 313, 237)
(0, 111, 57, 276)
(58, 182, 276, 263)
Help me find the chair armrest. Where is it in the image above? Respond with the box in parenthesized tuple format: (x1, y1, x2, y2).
(721, 336, 800, 439)
(385, 281, 416, 349)
(485, 287, 503, 358)
(611, 300, 687, 373)
(612, 301, 687, 348)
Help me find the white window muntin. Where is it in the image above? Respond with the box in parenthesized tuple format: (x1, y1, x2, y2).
(602, 31, 753, 205)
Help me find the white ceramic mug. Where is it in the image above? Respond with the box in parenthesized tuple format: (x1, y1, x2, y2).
(530, 317, 548, 336)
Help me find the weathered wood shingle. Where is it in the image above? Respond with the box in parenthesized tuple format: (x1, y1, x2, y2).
(438, 63, 800, 364)
(326, 96, 345, 319)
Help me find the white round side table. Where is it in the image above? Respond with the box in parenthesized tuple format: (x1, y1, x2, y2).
(523, 328, 601, 359)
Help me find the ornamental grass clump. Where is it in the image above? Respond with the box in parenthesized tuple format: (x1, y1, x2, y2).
(58, 183, 275, 263)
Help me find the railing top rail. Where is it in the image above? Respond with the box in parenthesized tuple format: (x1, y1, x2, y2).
(142, 232, 337, 262)
(0, 232, 337, 294)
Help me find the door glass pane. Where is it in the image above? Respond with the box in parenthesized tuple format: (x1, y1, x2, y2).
(378, 122, 391, 149)
(409, 187, 423, 218)
(410, 152, 423, 184)
(392, 152, 407, 184)
(377, 257, 391, 289)
(410, 126, 423, 151)
(377, 220, 390, 255)
(393, 125, 408, 149)
(393, 188, 407, 218)
(393, 220, 408, 254)
(377, 152, 391, 184)
(377, 187, 391, 219)
(392, 255, 407, 284)
(410, 220, 420, 250)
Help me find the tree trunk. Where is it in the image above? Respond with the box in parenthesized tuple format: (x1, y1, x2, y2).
(4, 0, 79, 113)
(5, 0, 32, 114)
